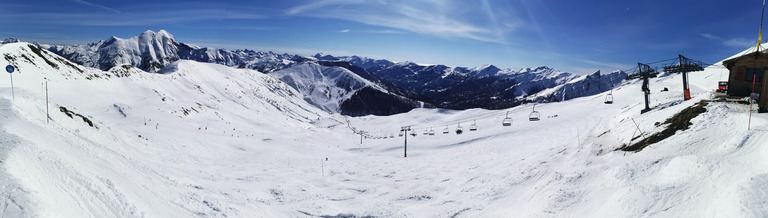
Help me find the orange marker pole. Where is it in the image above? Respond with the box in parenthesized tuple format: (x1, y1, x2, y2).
(750, 74, 756, 130)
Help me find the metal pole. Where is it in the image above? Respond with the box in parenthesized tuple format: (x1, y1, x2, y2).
(404, 129, 408, 158)
(681, 55, 691, 101)
(9, 73, 14, 101)
(46, 81, 49, 124)
(640, 62, 652, 113)
(401, 126, 410, 158)
(684, 71, 689, 93)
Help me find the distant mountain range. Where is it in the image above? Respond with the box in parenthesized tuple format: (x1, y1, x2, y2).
(24, 30, 626, 115)
(315, 54, 627, 109)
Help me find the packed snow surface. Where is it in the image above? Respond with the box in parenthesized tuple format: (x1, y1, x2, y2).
(1, 42, 768, 217)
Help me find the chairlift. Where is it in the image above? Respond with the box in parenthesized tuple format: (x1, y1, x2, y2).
(423, 129, 429, 135)
(456, 123, 464, 135)
(469, 120, 477, 131)
(604, 90, 614, 104)
(529, 104, 540, 121)
(389, 134, 394, 138)
(398, 132, 404, 137)
(502, 111, 513, 126)
(429, 128, 435, 136)
(443, 125, 449, 134)
(410, 130, 417, 137)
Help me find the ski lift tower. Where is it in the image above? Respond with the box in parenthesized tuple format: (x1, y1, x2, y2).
(637, 63, 658, 114)
(663, 55, 705, 101)
(401, 126, 411, 158)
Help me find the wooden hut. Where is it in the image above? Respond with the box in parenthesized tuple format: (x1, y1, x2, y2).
(722, 52, 768, 112)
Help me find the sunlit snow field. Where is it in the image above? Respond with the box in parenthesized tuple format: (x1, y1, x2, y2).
(2, 42, 768, 217)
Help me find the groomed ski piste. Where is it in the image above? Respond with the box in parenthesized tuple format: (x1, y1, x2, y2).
(1, 41, 767, 217)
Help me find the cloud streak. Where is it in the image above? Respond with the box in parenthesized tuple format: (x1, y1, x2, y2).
(700, 33, 721, 40)
(71, 0, 122, 13)
(701, 33, 758, 48)
(285, 0, 515, 44)
(1, 9, 264, 26)
(581, 59, 633, 71)
(723, 38, 755, 48)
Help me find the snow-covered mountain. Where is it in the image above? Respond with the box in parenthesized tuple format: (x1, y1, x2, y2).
(271, 61, 428, 116)
(525, 70, 628, 102)
(44, 30, 307, 74)
(314, 53, 396, 70)
(0, 41, 333, 217)
(46, 30, 180, 73)
(41, 30, 424, 116)
(317, 53, 621, 109)
(41, 30, 623, 114)
(176, 44, 307, 73)
(2, 38, 20, 44)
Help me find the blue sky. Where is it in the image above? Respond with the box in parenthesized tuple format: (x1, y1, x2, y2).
(0, 0, 765, 74)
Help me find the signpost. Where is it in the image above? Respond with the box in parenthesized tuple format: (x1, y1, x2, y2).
(6, 65, 14, 101)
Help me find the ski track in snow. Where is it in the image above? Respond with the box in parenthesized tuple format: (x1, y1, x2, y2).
(2, 42, 768, 217)
(0, 98, 33, 218)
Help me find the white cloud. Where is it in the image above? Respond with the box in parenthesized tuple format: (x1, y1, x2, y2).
(724, 38, 755, 48)
(366, 29, 404, 34)
(339, 29, 350, 33)
(285, 0, 516, 44)
(581, 59, 633, 71)
(700, 33, 758, 48)
(700, 33, 721, 40)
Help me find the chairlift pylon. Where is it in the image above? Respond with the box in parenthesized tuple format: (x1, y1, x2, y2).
(529, 104, 541, 121)
(502, 111, 513, 126)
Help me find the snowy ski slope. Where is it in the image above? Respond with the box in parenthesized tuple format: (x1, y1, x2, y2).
(1, 41, 768, 217)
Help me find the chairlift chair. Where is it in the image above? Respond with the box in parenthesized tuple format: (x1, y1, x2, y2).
(389, 134, 394, 138)
(398, 132, 403, 137)
(443, 126, 449, 134)
(429, 128, 435, 136)
(423, 129, 429, 135)
(529, 104, 540, 121)
(502, 111, 513, 126)
(469, 120, 477, 131)
(456, 123, 464, 135)
(410, 130, 417, 137)
(604, 91, 614, 104)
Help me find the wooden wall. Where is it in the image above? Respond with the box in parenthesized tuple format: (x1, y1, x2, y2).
(727, 55, 768, 97)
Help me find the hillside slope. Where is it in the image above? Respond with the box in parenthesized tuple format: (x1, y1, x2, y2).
(0, 42, 327, 217)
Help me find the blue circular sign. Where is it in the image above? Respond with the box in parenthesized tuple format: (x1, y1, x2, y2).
(5, 65, 13, 73)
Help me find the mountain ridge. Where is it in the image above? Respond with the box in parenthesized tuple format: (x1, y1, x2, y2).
(33, 30, 624, 114)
